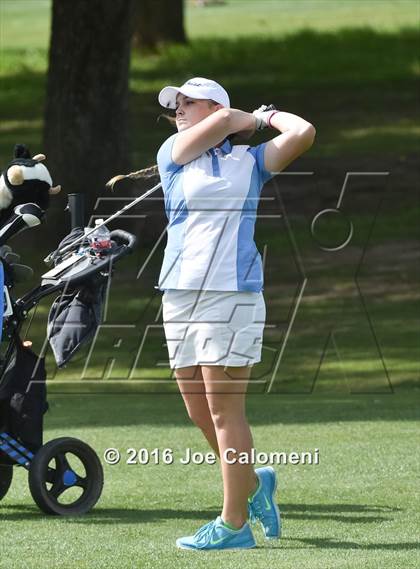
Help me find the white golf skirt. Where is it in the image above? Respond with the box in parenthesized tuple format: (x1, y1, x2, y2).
(162, 289, 266, 369)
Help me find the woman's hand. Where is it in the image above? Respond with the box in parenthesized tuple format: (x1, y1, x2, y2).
(231, 104, 277, 140)
(252, 104, 278, 130)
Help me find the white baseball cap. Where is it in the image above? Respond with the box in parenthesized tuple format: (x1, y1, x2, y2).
(158, 77, 230, 109)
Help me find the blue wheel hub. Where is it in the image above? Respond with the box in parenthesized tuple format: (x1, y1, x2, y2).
(62, 469, 77, 486)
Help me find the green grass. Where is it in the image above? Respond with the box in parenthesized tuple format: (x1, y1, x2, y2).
(5, 165, 415, 394)
(0, 2, 419, 165)
(8, 239, 418, 394)
(127, 25, 420, 160)
(4, 178, 418, 394)
(0, 0, 418, 47)
(187, 0, 419, 38)
(1, 393, 419, 568)
(0, 4, 418, 568)
(2, 26, 418, 167)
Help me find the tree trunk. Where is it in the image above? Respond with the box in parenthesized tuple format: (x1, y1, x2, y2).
(133, 0, 186, 52)
(44, 0, 135, 223)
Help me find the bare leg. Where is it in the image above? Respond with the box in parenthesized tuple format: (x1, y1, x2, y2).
(201, 364, 258, 529)
(174, 365, 220, 457)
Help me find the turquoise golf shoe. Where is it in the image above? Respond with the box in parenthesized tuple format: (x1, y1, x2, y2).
(248, 466, 282, 539)
(176, 515, 256, 550)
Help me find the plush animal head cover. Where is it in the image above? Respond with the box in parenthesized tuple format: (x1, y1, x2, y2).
(0, 144, 61, 214)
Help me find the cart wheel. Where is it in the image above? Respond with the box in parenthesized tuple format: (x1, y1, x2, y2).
(28, 437, 103, 516)
(0, 463, 13, 500)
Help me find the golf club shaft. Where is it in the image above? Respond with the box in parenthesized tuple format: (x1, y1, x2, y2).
(44, 181, 162, 264)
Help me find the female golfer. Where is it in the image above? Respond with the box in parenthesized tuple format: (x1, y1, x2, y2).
(156, 77, 315, 550)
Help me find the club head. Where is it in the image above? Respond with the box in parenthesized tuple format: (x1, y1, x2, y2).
(3, 252, 20, 264)
(14, 203, 44, 227)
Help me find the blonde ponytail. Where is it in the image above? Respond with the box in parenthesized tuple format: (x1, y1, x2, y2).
(106, 164, 159, 190)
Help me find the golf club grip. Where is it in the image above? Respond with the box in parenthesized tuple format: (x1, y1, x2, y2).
(67, 193, 85, 230)
(109, 229, 137, 252)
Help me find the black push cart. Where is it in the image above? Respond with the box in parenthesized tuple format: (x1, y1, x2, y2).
(0, 199, 136, 515)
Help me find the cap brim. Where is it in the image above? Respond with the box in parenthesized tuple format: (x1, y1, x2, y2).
(158, 84, 230, 109)
(158, 86, 181, 109)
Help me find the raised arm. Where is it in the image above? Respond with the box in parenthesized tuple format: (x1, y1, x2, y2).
(171, 102, 315, 170)
(172, 108, 256, 165)
(262, 111, 316, 173)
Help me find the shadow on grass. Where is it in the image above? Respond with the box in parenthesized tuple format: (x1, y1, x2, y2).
(0, 502, 400, 526)
(1, 27, 419, 167)
(0, 505, 217, 523)
(41, 393, 420, 429)
(129, 28, 419, 162)
(130, 28, 419, 91)
(284, 537, 420, 551)
(281, 503, 399, 524)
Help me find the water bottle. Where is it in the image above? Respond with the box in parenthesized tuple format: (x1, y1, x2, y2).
(85, 219, 112, 252)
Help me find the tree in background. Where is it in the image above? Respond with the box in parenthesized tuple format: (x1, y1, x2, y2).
(44, 0, 135, 216)
(133, 0, 186, 51)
